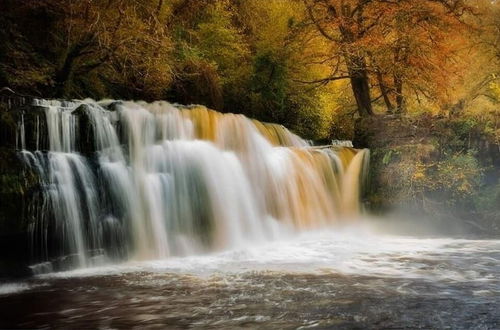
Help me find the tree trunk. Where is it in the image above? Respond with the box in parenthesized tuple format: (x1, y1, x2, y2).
(376, 71, 394, 113)
(394, 75, 405, 114)
(54, 41, 92, 98)
(344, 54, 373, 116)
(55, 51, 77, 98)
(350, 73, 373, 116)
(347, 56, 373, 116)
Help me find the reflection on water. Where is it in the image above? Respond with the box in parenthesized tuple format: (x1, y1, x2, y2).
(1, 229, 499, 329)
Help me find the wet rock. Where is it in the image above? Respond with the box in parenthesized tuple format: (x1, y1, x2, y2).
(73, 104, 96, 156)
(106, 101, 123, 112)
(0, 96, 44, 276)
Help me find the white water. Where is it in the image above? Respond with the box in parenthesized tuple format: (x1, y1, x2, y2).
(34, 225, 500, 285)
(0, 282, 49, 296)
(18, 99, 369, 269)
(2, 223, 499, 300)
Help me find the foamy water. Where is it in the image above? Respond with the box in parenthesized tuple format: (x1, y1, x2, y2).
(28, 224, 500, 284)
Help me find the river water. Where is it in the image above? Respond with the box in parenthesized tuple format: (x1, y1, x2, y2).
(1, 225, 499, 329)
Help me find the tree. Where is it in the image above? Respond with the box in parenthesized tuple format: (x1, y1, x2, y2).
(302, 0, 472, 116)
(164, 0, 251, 110)
(377, 0, 471, 113)
(235, 0, 339, 138)
(464, 0, 500, 103)
(0, 0, 174, 99)
(302, 0, 377, 116)
(0, 0, 497, 140)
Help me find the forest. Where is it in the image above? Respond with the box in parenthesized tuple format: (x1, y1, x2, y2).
(0, 0, 498, 139)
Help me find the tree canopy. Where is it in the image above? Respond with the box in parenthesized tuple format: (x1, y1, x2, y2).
(0, 0, 499, 139)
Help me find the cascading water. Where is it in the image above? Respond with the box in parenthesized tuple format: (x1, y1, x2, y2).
(17, 99, 369, 270)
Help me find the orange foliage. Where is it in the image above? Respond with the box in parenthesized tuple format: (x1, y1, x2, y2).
(302, 0, 474, 114)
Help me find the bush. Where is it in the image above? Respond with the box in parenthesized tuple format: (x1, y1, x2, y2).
(413, 151, 484, 205)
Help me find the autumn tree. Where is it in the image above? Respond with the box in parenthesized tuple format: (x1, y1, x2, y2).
(378, 1, 472, 114)
(301, 0, 472, 116)
(235, 0, 343, 138)
(458, 0, 500, 108)
(0, 0, 497, 140)
(0, 0, 174, 99)
(302, 0, 378, 116)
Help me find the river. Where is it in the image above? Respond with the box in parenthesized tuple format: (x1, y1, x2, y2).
(1, 225, 499, 329)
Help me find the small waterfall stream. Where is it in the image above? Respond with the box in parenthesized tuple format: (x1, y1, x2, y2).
(17, 99, 369, 270)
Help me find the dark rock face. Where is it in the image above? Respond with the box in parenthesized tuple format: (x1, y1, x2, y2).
(0, 98, 40, 278)
(73, 104, 96, 156)
(0, 92, 73, 278)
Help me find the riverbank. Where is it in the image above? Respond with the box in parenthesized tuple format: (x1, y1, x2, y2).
(355, 114, 500, 235)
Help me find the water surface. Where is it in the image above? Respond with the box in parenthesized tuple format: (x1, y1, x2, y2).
(1, 229, 499, 329)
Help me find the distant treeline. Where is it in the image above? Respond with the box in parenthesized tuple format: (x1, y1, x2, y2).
(0, 0, 499, 139)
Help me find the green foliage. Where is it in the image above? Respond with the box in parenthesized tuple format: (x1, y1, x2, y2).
(474, 181, 500, 212)
(431, 152, 483, 200)
(0, 0, 341, 140)
(364, 113, 498, 224)
(382, 150, 393, 165)
(287, 90, 330, 139)
(249, 52, 287, 121)
(328, 106, 356, 141)
(410, 120, 487, 204)
(170, 0, 251, 109)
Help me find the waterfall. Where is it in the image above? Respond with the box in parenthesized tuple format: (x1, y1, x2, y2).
(17, 99, 369, 269)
